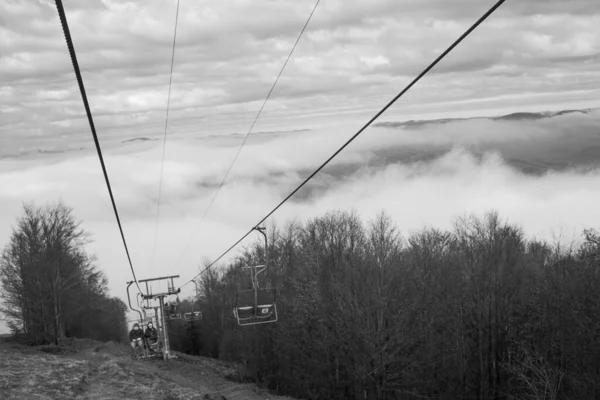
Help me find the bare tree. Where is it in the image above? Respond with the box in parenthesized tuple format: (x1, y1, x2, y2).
(0, 201, 125, 344)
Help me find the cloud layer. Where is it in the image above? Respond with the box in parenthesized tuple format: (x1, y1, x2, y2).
(2, 0, 600, 151)
(3, 109, 600, 333)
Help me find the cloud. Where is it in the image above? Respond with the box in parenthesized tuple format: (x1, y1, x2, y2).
(2, 0, 600, 148)
(2, 0, 600, 332)
(2, 109, 600, 334)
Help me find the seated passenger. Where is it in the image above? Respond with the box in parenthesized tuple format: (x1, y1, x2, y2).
(144, 322, 159, 353)
(128, 323, 144, 357)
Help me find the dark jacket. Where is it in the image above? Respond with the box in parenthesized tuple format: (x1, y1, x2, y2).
(128, 327, 144, 341)
(145, 327, 158, 340)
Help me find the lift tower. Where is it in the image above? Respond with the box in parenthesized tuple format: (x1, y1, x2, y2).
(126, 275, 181, 361)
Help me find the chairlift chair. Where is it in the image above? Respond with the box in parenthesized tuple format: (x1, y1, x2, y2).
(130, 324, 162, 360)
(166, 297, 182, 320)
(184, 311, 202, 322)
(233, 262, 278, 326)
(143, 335, 163, 357)
(186, 280, 204, 323)
(232, 227, 278, 326)
(137, 340, 162, 359)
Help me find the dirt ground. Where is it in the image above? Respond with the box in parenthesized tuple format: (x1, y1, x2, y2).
(0, 338, 295, 400)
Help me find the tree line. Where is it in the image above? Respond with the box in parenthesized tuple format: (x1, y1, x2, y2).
(0, 202, 128, 345)
(176, 209, 600, 400)
(3, 201, 599, 399)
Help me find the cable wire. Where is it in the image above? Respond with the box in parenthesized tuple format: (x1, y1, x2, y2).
(177, 0, 506, 291)
(54, 0, 143, 295)
(151, 0, 180, 271)
(170, 0, 322, 270)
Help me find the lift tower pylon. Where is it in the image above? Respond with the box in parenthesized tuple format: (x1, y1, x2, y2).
(127, 275, 181, 361)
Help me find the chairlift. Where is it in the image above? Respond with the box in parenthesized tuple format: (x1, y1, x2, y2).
(146, 340, 162, 356)
(232, 227, 278, 326)
(138, 337, 163, 359)
(233, 273, 278, 325)
(137, 293, 154, 311)
(167, 278, 179, 295)
(184, 311, 202, 322)
(127, 275, 181, 361)
(166, 297, 182, 320)
(185, 280, 203, 323)
(127, 318, 163, 360)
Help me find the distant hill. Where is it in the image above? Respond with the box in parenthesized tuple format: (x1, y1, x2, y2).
(373, 108, 597, 129)
(121, 137, 159, 143)
(203, 128, 312, 139)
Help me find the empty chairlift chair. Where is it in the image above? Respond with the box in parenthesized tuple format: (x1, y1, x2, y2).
(234, 272, 277, 324)
(184, 311, 202, 322)
(232, 227, 278, 326)
(166, 299, 182, 320)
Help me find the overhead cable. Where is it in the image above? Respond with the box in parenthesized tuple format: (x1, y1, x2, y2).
(54, 0, 144, 295)
(151, 0, 181, 271)
(170, 0, 323, 270)
(178, 0, 507, 290)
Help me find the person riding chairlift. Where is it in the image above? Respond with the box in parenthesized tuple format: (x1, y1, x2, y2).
(145, 322, 159, 353)
(128, 323, 144, 358)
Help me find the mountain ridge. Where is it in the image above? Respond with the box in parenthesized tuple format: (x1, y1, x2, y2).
(373, 107, 598, 129)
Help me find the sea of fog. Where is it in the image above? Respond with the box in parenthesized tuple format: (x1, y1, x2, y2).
(1, 108, 600, 333)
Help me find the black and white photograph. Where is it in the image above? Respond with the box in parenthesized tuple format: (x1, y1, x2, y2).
(1, 0, 600, 398)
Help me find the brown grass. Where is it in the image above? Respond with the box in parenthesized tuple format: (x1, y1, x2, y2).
(0, 337, 296, 400)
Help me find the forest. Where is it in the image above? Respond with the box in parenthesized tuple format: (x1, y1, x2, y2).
(3, 201, 600, 399)
(168, 209, 600, 400)
(0, 201, 128, 345)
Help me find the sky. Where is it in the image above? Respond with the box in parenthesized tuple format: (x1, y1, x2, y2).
(1, 0, 600, 333)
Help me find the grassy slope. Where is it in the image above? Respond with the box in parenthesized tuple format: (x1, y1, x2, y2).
(0, 338, 295, 400)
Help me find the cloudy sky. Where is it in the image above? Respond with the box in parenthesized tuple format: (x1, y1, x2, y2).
(1, 0, 600, 332)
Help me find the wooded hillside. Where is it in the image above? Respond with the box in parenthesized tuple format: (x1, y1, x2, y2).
(168, 210, 600, 400)
(4, 202, 599, 399)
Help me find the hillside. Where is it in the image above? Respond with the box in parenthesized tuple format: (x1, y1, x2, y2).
(372, 107, 598, 129)
(0, 337, 295, 400)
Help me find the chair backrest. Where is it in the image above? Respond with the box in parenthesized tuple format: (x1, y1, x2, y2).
(234, 303, 278, 326)
(183, 311, 202, 321)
